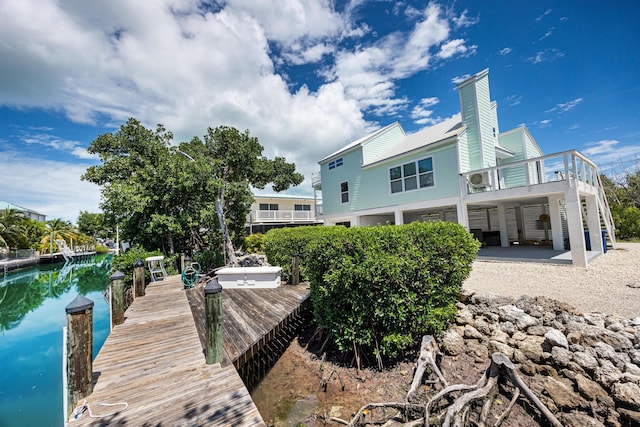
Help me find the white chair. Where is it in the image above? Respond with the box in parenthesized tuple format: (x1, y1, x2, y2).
(145, 255, 167, 281)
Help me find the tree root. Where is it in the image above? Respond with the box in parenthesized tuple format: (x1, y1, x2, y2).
(342, 336, 563, 427)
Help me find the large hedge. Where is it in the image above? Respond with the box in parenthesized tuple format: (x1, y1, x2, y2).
(263, 225, 343, 283)
(267, 222, 480, 359)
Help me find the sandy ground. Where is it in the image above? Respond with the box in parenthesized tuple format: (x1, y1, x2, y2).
(463, 242, 640, 319)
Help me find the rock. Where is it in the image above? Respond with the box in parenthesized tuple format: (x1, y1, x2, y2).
(473, 316, 492, 335)
(573, 351, 599, 370)
(545, 328, 569, 349)
(499, 321, 516, 335)
(511, 331, 527, 341)
(594, 360, 623, 388)
(619, 408, 640, 425)
(512, 348, 528, 364)
(489, 340, 514, 359)
(543, 376, 588, 409)
(527, 324, 550, 336)
(593, 342, 630, 369)
(442, 329, 465, 356)
(629, 349, 640, 366)
(608, 322, 625, 333)
(455, 307, 473, 325)
(561, 411, 606, 427)
(631, 317, 640, 327)
(584, 313, 606, 328)
(612, 382, 640, 410)
(470, 293, 513, 307)
(458, 288, 475, 303)
(551, 346, 573, 367)
(621, 372, 640, 385)
(574, 373, 609, 401)
(466, 341, 488, 361)
(516, 335, 546, 363)
(463, 325, 484, 340)
(497, 305, 539, 330)
(491, 329, 509, 343)
(625, 362, 640, 376)
(569, 344, 585, 352)
(572, 324, 633, 351)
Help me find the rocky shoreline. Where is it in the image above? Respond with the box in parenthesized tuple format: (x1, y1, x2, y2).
(444, 291, 640, 426)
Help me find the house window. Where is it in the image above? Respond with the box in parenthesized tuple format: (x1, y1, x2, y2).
(294, 204, 311, 211)
(328, 157, 344, 170)
(340, 181, 349, 203)
(390, 157, 434, 193)
(259, 203, 278, 210)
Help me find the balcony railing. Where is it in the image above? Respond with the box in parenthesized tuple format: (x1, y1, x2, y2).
(461, 150, 600, 195)
(311, 172, 322, 188)
(249, 210, 318, 223)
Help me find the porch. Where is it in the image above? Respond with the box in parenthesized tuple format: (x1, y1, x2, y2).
(476, 245, 602, 265)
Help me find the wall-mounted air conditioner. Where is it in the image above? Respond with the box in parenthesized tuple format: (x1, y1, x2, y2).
(469, 172, 491, 188)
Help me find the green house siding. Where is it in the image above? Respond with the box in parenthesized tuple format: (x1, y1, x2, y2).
(362, 125, 405, 165)
(458, 131, 470, 172)
(459, 83, 482, 171)
(320, 148, 363, 216)
(355, 143, 460, 211)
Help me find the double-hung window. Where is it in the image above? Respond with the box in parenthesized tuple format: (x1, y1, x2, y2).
(390, 157, 434, 194)
(340, 181, 349, 203)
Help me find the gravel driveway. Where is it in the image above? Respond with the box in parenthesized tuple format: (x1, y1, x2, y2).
(463, 242, 640, 319)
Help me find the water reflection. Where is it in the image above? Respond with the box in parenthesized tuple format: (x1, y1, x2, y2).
(0, 255, 112, 427)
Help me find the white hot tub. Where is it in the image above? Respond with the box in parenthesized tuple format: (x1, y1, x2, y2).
(216, 266, 282, 289)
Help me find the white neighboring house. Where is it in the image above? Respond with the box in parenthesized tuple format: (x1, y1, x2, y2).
(313, 69, 616, 267)
(0, 200, 47, 222)
(246, 194, 323, 234)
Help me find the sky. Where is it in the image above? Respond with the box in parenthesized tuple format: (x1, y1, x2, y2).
(1, 0, 639, 223)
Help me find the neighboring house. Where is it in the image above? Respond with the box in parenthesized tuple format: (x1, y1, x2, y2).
(313, 69, 616, 267)
(0, 200, 47, 222)
(246, 194, 323, 234)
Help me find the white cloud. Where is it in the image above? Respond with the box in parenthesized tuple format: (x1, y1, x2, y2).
(507, 95, 522, 106)
(451, 74, 472, 85)
(0, 151, 101, 222)
(546, 98, 583, 114)
(535, 8, 552, 21)
(527, 48, 565, 64)
(411, 97, 441, 125)
(499, 47, 512, 55)
(539, 119, 552, 127)
(582, 139, 640, 175)
(0, 0, 479, 215)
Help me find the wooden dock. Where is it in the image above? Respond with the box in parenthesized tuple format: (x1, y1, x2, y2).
(69, 275, 310, 426)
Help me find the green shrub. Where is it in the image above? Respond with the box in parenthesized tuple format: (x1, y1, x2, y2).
(95, 243, 110, 254)
(244, 233, 265, 254)
(305, 222, 480, 359)
(263, 225, 343, 283)
(193, 249, 225, 272)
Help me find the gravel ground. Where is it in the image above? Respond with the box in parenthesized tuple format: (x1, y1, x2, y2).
(463, 242, 640, 319)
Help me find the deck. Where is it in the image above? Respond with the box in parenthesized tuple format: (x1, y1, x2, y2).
(69, 275, 310, 426)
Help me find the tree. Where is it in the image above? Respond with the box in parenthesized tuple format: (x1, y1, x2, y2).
(0, 209, 28, 249)
(601, 161, 640, 239)
(82, 119, 304, 260)
(77, 211, 107, 239)
(40, 218, 78, 254)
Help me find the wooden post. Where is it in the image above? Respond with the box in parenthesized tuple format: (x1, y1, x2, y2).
(65, 295, 94, 418)
(292, 251, 300, 285)
(133, 260, 145, 297)
(110, 270, 125, 327)
(204, 279, 223, 364)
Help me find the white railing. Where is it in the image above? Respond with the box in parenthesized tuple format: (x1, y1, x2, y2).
(311, 172, 322, 188)
(249, 210, 317, 223)
(461, 150, 599, 194)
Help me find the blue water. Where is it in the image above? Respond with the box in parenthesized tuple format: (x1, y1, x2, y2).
(0, 255, 112, 427)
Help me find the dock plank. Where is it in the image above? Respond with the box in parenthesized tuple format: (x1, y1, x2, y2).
(69, 275, 264, 426)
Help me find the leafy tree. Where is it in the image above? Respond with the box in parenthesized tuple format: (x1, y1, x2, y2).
(23, 219, 48, 250)
(601, 163, 640, 239)
(82, 119, 304, 261)
(0, 209, 28, 249)
(78, 211, 107, 239)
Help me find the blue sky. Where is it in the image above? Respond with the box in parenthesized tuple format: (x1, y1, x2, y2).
(1, 0, 639, 222)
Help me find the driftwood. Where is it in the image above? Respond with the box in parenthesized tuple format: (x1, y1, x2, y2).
(341, 336, 564, 427)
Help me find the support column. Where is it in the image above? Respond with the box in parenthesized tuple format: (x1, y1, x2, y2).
(548, 196, 565, 251)
(565, 187, 587, 267)
(497, 205, 509, 247)
(456, 201, 469, 231)
(65, 295, 94, 418)
(394, 207, 404, 226)
(585, 195, 603, 253)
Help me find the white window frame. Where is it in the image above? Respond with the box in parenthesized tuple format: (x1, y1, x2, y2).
(340, 181, 349, 203)
(389, 157, 434, 194)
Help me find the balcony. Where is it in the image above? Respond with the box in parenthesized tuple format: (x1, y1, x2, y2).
(248, 209, 318, 223)
(311, 172, 322, 189)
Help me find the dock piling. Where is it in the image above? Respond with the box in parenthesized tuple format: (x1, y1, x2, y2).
(292, 251, 300, 285)
(65, 295, 94, 418)
(133, 260, 146, 297)
(204, 279, 223, 364)
(110, 270, 126, 327)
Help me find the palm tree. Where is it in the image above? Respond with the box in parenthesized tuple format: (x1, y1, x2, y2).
(40, 218, 79, 254)
(0, 209, 27, 249)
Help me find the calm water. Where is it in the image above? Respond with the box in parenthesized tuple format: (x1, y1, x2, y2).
(0, 255, 112, 427)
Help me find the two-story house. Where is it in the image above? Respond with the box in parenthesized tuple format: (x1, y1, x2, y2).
(1, 200, 47, 222)
(313, 69, 616, 267)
